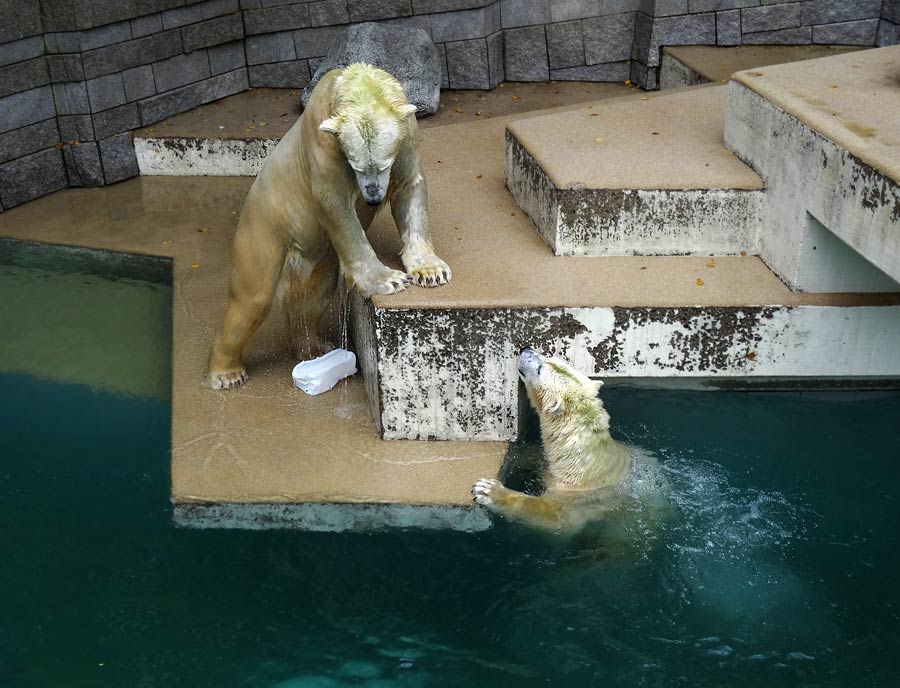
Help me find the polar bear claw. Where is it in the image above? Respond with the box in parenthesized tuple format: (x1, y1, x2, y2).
(472, 478, 502, 507)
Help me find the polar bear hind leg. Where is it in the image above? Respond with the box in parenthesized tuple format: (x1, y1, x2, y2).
(208, 215, 286, 389)
(280, 249, 340, 360)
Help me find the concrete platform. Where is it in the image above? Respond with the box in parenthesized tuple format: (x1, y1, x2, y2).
(725, 45, 900, 291)
(660, 45, 864, 90)
(0, 176, 506, 531)
(352, 111, 900, 441)
(505, 85, 765, 256)
(134, 82, 630, 176)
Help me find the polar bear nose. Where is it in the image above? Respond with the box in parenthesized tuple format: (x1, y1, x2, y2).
(520, 347, 540, 363)
(518, 348, 542, 378)
(364, 183, 384, 205)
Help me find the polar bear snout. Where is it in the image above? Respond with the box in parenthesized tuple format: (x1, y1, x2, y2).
(355, 169, 390, 206)
(518, 348, 543, 381)
(364, 187, 384, 205)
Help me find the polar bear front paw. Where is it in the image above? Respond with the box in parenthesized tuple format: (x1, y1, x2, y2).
(472, 478, 506, 509)
(354, 265, 413, 297)
(404, 255, 452, 288)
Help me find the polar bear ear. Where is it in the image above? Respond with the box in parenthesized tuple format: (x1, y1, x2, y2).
(546, 396, 564, 416)
(398, 104, 417, 118)
(319, 118, 340, 134)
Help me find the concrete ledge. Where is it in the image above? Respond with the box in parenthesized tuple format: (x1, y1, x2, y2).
(135, 137, 276, 176)
(730, 46, 900, 183)
(356, 300, 900, 441)
(129, 82, 630, 176)
(506, 131, 764, 256)
(726, 65, 900, 290)
(174, 502, 491, 532)
(660, 45, 864, 90)
(659, 50, 710, 90)
(505, 85, 764, 256)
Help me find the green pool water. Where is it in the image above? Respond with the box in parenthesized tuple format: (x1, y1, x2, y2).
(2, 247, 899, 687)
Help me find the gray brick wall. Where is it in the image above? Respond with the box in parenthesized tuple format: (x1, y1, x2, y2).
(631, 0, 893, 89)
(0, 0, 894, 211)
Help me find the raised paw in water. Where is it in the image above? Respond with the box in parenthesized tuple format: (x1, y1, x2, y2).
(472, 478, 505, 509)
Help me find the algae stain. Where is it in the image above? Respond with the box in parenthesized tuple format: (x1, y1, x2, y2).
(843, 121, 875, 138)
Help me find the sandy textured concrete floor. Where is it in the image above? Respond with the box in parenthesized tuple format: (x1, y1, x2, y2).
(505, 84, 763, 191)
(732, 45, 900, 182)
(665, 44, 863, 84)
(3, 80, 897, 511)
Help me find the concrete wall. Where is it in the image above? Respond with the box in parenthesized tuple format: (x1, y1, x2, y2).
(356, 297, 900, 441)
(1, 0, 896, 212)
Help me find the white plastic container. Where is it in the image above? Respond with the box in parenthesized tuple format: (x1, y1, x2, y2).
(291, 348, 358, 396)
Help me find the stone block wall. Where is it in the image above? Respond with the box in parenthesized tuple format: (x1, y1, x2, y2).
(880, 0, 900, 47)
(0, 0, 250, 211)
(630, 0, 889, 89)
(0, 0, 895, 212)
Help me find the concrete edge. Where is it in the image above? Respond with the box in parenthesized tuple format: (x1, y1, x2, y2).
(730, 60, 898, 184)
(173, 502, 493, 532)
(134, 136, 278, 176)
(553, 186, 765, 256)
(365, 303, 900, 440)
(659, 50, 711, 90)
(504, 128, 559, 252)
(505, 127, 765, 257)
(725, 79, 900, 287)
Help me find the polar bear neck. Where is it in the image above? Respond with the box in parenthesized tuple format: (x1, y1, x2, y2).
(541, 399, 630, 490)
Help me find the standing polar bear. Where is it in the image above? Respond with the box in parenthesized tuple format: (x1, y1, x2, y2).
(208, 63, 451, 390)
(473, 349, 667, 534)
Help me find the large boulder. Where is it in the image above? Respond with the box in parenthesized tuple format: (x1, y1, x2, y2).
(301, 22, 441, 117)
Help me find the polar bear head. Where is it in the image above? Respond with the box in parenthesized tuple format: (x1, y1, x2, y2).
(320, 63, 417, 206)
(517, 348, 608, 430)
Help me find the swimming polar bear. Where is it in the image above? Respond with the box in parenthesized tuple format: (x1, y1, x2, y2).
(472, 349, 667, 535)
(208, 63, 451, 390)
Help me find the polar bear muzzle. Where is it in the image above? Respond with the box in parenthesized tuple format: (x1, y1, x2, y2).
(518, 348, 603, 418)
(518, 347, 543, 381)
(355, 168, 391, 206)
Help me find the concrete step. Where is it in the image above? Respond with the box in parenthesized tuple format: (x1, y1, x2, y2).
(724, 45, 900, 292)
(659, 45, 864, 90)
(356, 112, 900, 441)
(132, 82, 630, 176)
(505, 84, 765, 257)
